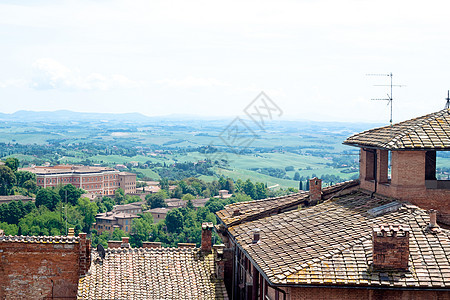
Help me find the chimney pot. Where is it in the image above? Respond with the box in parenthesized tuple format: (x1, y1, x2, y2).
(233, 209, 240, 216)
(429, 209, 438, 228)
(252, 228, 260, 244)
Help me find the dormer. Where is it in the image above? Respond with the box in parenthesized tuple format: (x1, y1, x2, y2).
(344, 109, 450, 225)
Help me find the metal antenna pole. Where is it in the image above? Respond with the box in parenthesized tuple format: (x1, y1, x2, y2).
(445, 90, 450, 109)
(367, 73, 405, 126)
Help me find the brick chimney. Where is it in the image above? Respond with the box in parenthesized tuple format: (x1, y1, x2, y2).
(78, 233, 91, 277)
(372, 224, 409, 270)
(309, 177, 322, 203)
(201, 222, 214, 252)
(107, 240, 122, 248)
(120, 237, 130, 248)
(142, 242, 162, 248)
(213, 244, 226, 279)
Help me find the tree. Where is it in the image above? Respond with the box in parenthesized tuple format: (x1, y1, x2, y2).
(101, 197, 115, 212)
(255, 182, 267, 200)
(114, 188, 125, 204)
(4, 157, 19, 172)
(165, 209, 183, 233)
(243, 179, 257, 199)
(35, 188, 61, 211)
(77, 197, 98, 232)
(15, 171, 36, 187)
(130, 212, 154, 247)
(225, 178, 235, 194)
(0, 166, 16, 195)
(146, 191, 167, 209)
(59, 184, 84, 206)
(23, 180, 38, 194)
(293, 172, 300, 181)
(159, 178, 169, 191)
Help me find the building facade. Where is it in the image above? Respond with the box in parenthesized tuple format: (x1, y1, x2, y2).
(21, 165, 136, 197)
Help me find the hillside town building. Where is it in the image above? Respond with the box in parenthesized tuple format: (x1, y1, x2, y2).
(216, 109, 450, 300)
(93, 202, 144, 234)
(21, 165, 136, 196)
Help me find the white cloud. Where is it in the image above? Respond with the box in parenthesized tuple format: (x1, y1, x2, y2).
(30, 58, 142, 91)
(155, 76, 229, 89)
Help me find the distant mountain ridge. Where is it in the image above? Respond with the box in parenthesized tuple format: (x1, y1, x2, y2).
(0, 110, 151, 122)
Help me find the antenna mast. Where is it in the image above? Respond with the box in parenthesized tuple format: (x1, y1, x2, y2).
(367, 73, 405, 127)
(445, 90, 450, 109)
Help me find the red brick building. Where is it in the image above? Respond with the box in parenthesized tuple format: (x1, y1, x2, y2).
(216, 109, 450, 300)
(0, 233, 90, 299)
(21, 165, 136, 196)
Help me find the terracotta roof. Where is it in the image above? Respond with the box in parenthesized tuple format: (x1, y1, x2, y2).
(0, 235, 79, 243)
(146, 207, 170, 214)
(343, 109, 450, 150)
(217, 180, 358, 227)
(77, 247, 228, 299)
(220, 190, 450, 288)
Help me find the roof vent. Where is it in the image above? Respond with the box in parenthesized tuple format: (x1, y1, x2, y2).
(427, 209, 441, 233)
(368, 201, 402, 217)
(252, 228, 260, 244)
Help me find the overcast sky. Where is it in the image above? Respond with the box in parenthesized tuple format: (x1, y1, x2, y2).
(1, 0, 450, 123)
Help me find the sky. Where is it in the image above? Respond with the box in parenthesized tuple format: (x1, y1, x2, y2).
(1, 0, 450, 123)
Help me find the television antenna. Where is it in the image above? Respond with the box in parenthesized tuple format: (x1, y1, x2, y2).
(445, 90, 450, 109)
(366, 73, 405, 127)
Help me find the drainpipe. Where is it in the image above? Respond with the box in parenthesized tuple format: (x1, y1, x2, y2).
(369, 149, 377, 198)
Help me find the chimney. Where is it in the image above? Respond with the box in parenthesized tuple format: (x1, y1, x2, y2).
(372, 224, 409, 270)
(233, 209, 240, 216)
(201, 222, 214, 252)
(78, 233, 91, 277)
(309, 177, 322, 204)
(121, 237, 130, 248)
(107, 240, 122, 248)
(213, 244, 226, 279)
(142, 242, 162, 248)
(252, 228, 260, 244)
(429, 209, 438, 227)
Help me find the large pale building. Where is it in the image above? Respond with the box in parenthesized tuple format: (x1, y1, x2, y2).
(21, 165, 136, 196)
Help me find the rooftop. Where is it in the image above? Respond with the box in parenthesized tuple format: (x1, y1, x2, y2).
(218, 188, 450, 288)
(0, 235, 80, 244)
(217, 180, 358, 227)
(344, 108, 450, 150)
(77, 247, 228, 299)
(20, 164, 117, 175)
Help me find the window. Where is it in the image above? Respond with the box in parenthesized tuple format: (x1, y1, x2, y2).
(125, 226, 128, 232)
(125, 220, 128, 225)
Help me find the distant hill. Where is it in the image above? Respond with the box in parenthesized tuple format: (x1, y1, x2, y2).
(0, 110, 151, 123)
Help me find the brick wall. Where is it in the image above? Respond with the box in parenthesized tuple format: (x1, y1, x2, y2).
(0, 234, 90, 299)
(359, 149, 450, 225)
